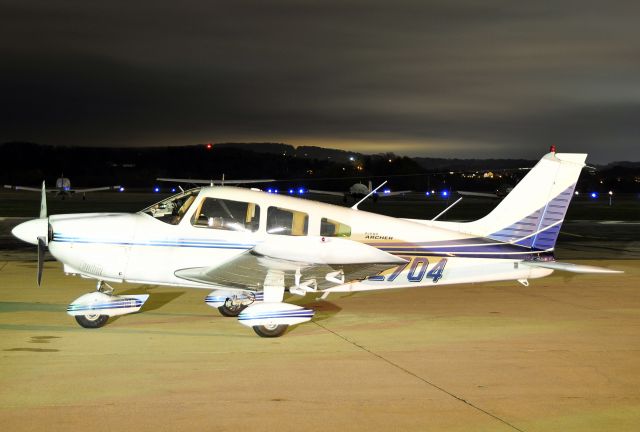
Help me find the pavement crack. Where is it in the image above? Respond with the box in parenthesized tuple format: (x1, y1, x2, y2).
(0, 261, 7, 272)
(313, 320, 526, 432)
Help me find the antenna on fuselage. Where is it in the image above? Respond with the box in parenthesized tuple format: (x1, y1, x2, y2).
(431, 197, 463, 221)
(351, 180, 387, 210)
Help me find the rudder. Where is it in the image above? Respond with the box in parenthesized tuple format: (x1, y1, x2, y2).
(462, 152, 586, 251)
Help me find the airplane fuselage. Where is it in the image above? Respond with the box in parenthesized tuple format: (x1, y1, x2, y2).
(47, 187, 552, 292)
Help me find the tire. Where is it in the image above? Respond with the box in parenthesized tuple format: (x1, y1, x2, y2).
(252, 324, 288, 338)
(75, 314, 109, 328)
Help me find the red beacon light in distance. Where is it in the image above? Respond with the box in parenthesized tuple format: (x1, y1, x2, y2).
(550, 144, 556, 153)
(205, 143, 213, 150)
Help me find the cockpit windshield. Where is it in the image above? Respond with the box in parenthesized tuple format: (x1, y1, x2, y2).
(140, 188, 200, 225)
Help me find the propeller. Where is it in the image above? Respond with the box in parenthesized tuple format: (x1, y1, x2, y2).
(10, 181, 52, 286)
(37, 236, 46, 286)
(37, 181, 48, 286)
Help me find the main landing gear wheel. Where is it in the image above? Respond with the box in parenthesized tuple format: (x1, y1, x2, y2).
(218, 298, 247, 317)
(252, 324, 288, 338)
(75, 314, 109, 328)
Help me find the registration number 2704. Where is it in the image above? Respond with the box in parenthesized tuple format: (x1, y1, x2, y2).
(368, 257, 448, 283)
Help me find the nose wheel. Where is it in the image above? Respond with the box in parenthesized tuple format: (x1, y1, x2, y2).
(75, 314, 109, 328)
(68, 281, 148, 329)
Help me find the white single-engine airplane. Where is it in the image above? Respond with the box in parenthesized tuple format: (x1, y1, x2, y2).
(309, 180, 410, 203)
(5, 175, 120, 199)
(11, 150, 621, 337)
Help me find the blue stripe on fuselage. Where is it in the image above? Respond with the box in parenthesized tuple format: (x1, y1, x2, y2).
(52, 233, 254, 250)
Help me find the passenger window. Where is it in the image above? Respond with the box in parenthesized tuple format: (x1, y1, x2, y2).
(267, 207, 308, 236)
(192, 198, 260, 232)
(321, 217, 351, 237)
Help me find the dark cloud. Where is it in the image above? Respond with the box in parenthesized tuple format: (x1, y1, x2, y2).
(1, 1, 639, 162)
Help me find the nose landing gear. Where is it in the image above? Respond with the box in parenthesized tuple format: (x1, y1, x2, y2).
(67, 280, 149, 329)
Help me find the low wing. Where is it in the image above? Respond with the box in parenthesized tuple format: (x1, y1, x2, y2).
(72, 185, 121, 193)
(457, 190, 499, 198)
(4, 185, 56, 192)
(175, 236, 405, 291)
(307, 189, 345, 197)
(5, 185, 120, 193)
(157, 177, 275, 185)
(523, 261, 623, 274)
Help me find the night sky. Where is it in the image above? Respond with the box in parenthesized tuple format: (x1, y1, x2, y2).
(2, 1, 639, 163)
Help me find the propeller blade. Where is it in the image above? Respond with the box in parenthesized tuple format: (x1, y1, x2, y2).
(40, 181, 47, 219)
(37, 236, 45, 286)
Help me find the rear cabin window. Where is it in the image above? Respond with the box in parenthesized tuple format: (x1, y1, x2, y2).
(320, 218, 351, 237)
(192, 198, 260, 232)
(267, 207, 308, 236)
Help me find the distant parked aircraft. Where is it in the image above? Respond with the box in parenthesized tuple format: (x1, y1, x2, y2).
(4, 175, 120, 199)
(310, 181, 410, 203)
(457, 184, 515, 199)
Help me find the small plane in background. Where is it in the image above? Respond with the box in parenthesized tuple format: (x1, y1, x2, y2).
(4, 175, 121, 199)
(309, 180, 411, 203)
(11, 148, 622, 338)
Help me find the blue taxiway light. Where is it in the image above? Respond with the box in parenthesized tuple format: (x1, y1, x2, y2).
(383, 189, 391, 194)
(441, 190, 449, 197)
(119, 187, 125, 192)
(288, 189, 294, 194)
(298, 188, 305, 194)
(171, 188, 176, 193)
(425, 191, 431, 196)
(153, 187, 160, 193)
(590, 192, 598, 199)
(267, 188, 273, 193)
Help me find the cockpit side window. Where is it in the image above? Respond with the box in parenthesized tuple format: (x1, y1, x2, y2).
(267, 206, 308, 236)
(141, 189, 199, 225)
(320, 217, 351, 237)
(191, 198, 260, 232)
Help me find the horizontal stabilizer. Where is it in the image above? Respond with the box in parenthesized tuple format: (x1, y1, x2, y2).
(523, 261, 623, 274)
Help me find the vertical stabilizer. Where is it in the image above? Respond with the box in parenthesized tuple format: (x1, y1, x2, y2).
(463, 152, 586, 251)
